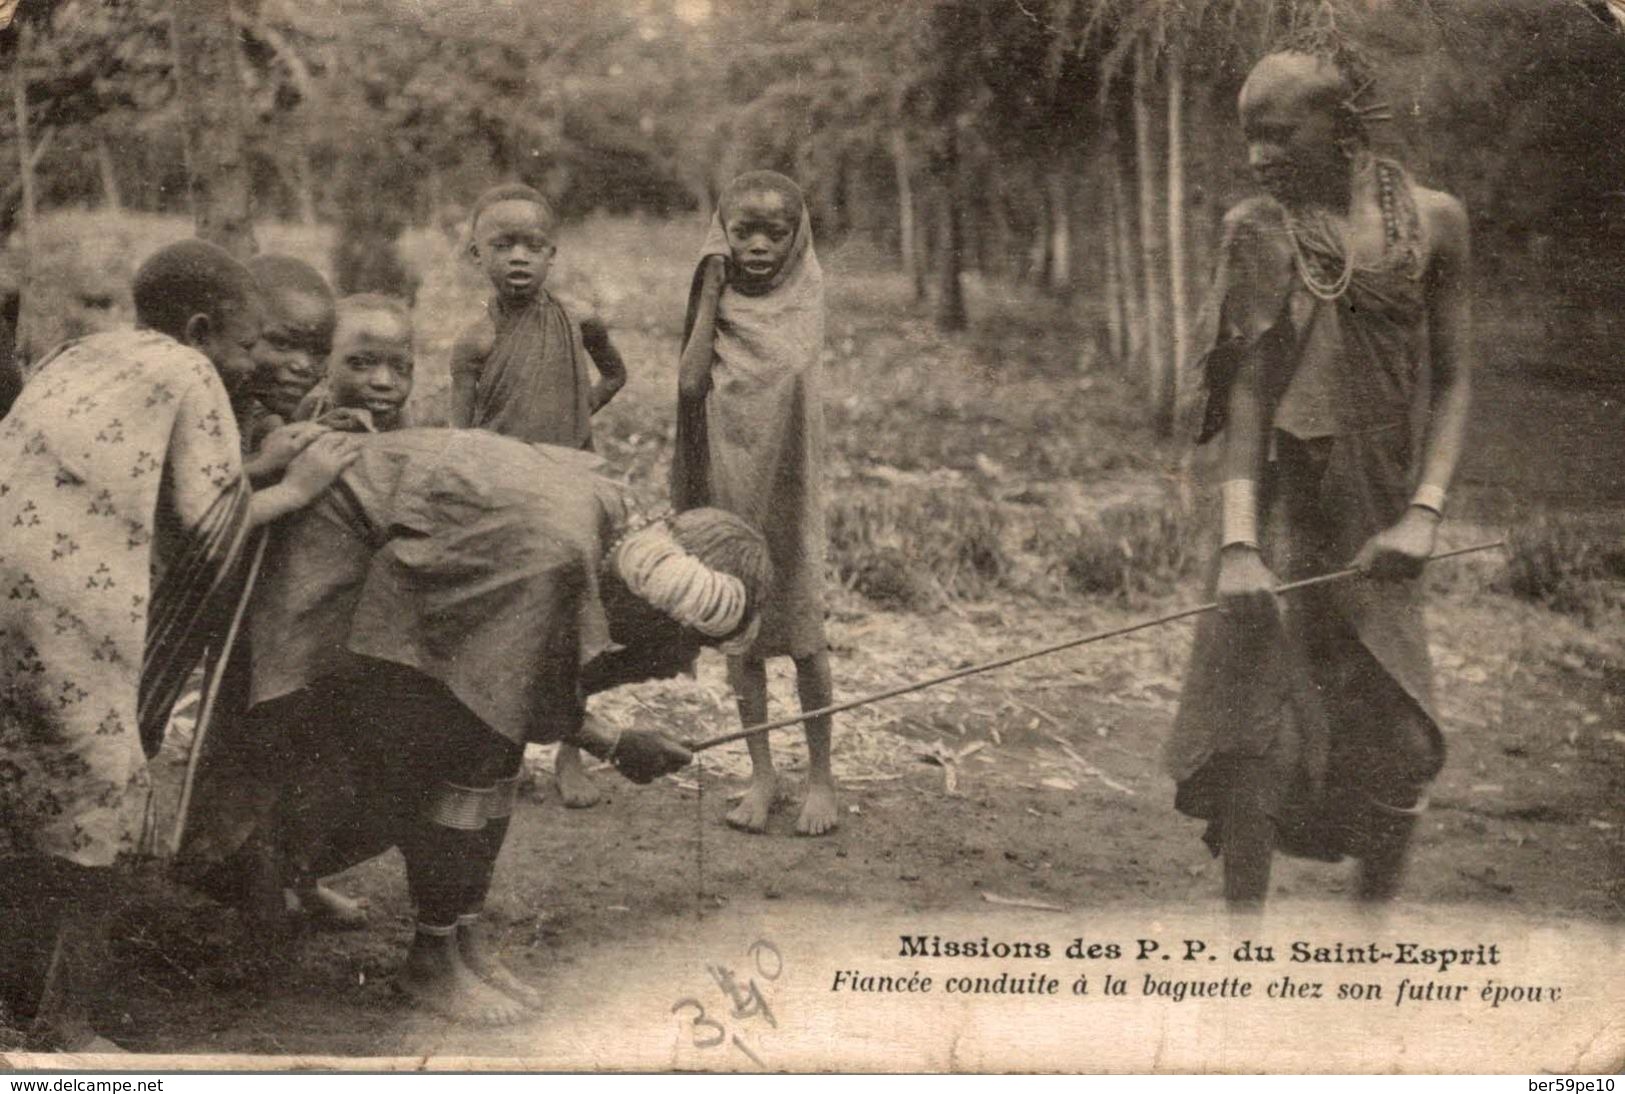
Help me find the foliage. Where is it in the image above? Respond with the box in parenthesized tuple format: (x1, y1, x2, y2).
(1504, 511, 1625, 619)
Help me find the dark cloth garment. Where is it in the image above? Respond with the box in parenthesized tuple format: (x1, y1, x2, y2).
(237, 398, 282, 458)
(178, 665, 519, 906)
(670, 209, 827, 659)
(469, 293, 594, 450)
(1169, 436, 1443, 860)
(1167, 165, 1443, 861)
(176, 428, 692, 896)
(248, 429, 635, 746)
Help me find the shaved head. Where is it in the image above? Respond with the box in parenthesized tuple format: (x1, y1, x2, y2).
(470, 182, 556, 235)
(246, 254, 334, 305)
(337, 292, 411, 330)
(1239, 51, 1347, 122)
(132, 239, 259, 342)
(719, 170, 805, 223)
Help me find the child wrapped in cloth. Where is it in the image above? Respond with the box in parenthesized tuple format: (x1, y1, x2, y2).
(671, 170, 837, 836)
(178, 428, 768, 1025)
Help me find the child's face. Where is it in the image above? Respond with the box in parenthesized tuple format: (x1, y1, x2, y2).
(722, 189, 798, 288)
(328, 307, 414, 429)
(473, 199, 556, 301)
(247, 287, 336, 418)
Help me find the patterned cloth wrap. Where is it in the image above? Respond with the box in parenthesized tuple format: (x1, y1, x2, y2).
(0, 330, 249, 867)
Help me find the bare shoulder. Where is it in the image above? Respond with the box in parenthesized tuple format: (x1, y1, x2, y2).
(450, 313, 496, 373)
(1221, 195, 1285, 236)
(1412, 182, 1471, 263)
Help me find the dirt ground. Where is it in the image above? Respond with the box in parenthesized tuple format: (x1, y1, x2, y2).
(10, 214, 1624, 1064)
(104, 584, 1623, 1059)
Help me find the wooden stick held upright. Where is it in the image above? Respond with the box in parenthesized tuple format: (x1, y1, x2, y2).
(685, 541, 1506, 754)
(170, 530, 270, 856)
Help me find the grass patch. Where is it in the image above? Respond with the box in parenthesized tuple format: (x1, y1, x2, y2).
(1034, 494, 1199, 601)
(829, 490, 1011, 608)
(1504, 510, 1625, 619)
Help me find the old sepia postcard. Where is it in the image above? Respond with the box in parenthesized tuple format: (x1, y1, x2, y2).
(1, 0, 1621, 1075)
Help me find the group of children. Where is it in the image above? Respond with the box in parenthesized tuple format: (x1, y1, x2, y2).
(0, 168, 838, 1045)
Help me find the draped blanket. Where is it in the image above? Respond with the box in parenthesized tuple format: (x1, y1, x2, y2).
(670, 210, 827, 659)
(1166, 181, 1443, 860)
(175, 429, 653, 888)
(469, 292, 593, 449)
(0, 331, 248, 867)
(246, 429, 630, 745)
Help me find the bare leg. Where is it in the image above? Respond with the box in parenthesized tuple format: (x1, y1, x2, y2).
(457, 772, 542, 1010)
(398, 793, 528, 1026)
(1221, 759, 1274, 913)
(793, 650, 838, 836)
(552, 744, 601, 808)
(724, 656, 779, 833)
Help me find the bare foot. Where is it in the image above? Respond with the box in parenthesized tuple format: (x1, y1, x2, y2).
(796, 778, 840, 837)
(295, 882, 369, 930)
(725, 773, 781, 833)
(458, 920, 543, 1010)
(553, 745, 601, 809)
(396, 932, 530, 1026)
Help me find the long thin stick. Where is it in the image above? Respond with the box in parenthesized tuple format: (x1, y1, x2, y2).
(169, 531, 269, 856)
(687, 540, 1505, 753)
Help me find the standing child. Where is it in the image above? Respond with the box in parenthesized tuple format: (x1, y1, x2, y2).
(188, 254, 341, 931)
(672, 170, 837, 836)
(448, 183, 628, 807)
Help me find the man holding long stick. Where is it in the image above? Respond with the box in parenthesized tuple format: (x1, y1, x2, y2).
(1167, 40, 1474, 910)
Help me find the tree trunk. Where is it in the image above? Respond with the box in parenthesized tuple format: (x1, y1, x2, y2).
(1027, 172, 1049, 286)
(912, 185, 933, 304)
(171, 0, 259, 258)
(1045, 163, 1072, 295)
(1100, 154, 1125, 365)
(10, 22, 36, 371)
(1110, 107, 1143, 370)
(981, 181, 1007, 281)
(95, 132, 123, 210)
(1165, 50, 1190, 438)
(932, 127, 967, 332)
(1133, 39, 1170, 428)
(890, 127, 926, 302)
